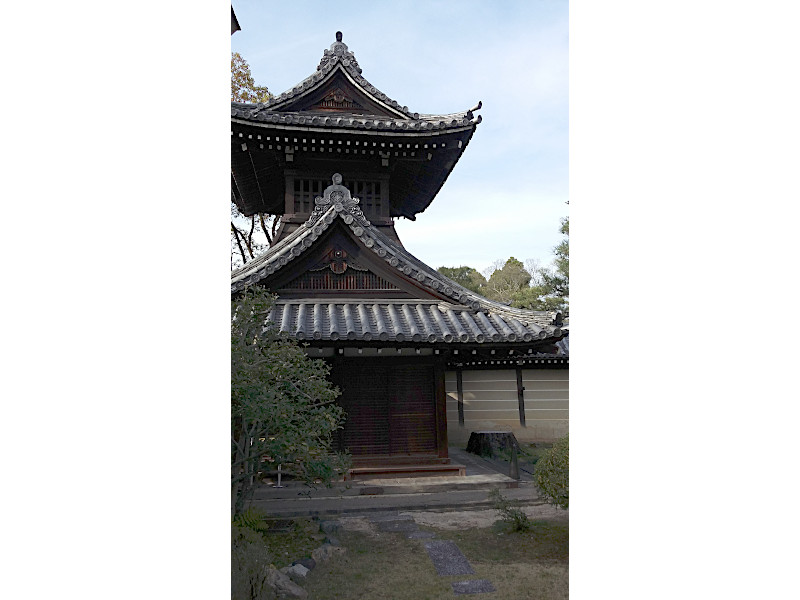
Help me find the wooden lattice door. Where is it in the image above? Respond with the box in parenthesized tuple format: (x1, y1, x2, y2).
(332, 362, 436, 457)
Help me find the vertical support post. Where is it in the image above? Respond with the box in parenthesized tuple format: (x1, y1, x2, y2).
(433, 360, 449, 459)
(509, 445, 520, 480)
(456, 368, 465, 426)
(516, 367, 526, 427)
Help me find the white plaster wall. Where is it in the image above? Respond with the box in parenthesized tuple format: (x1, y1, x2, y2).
(446, 369, 568, 446)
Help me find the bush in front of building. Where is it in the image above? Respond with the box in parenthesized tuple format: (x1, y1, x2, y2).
(489, 487, 532, 532)
(533, 434, 568, 509)
(232, 524, 274, 600)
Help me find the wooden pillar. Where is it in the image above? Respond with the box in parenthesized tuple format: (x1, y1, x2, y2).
(456, 368, 465, 426)
(516, 367, 526, 427)
(433, 360, 449, 459)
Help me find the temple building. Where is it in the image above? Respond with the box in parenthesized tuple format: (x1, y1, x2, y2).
(231, 33, 568, 478)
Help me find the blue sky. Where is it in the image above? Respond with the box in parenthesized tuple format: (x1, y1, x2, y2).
(231, 0, 568, 274)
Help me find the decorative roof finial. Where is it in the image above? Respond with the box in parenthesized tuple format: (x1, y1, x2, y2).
(307, 173, 369, 227)
(319, 32, 361, 74)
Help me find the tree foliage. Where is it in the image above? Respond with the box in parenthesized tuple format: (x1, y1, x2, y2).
(231, 288, 349, 515)
(533, 435, 569, 509)
(231, 52, 270, 103)
(512, 216, 568, 311)
(231, 53, 279, 270)
(231, 524, 273, 600)
(484, 257, 531, 304)
(538, 217, 569, 300)
(438, 217, 569, 312)
(437, 266, 487, 295)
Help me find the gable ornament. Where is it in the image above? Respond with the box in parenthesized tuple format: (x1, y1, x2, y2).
(307, 173, 371, 227)
(318, 31, 362, 74)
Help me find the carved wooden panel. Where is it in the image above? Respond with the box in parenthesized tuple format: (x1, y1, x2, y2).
(279, 240, 402, 292)
(313, 87, 364, 111)
(280, 268, 398, 292)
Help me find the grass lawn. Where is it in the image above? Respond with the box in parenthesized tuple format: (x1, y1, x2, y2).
(260, 518, 327, 568)
(302, 518, 568, 600)
(496, 442, 553, 465)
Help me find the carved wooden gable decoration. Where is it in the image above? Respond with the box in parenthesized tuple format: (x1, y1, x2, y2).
(313, 87, 364, 111)
(274, 71, 400, 117)
(280, 244, 401, 294)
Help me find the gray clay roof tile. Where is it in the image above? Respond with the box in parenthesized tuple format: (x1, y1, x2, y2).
(269, 300, 563, 345)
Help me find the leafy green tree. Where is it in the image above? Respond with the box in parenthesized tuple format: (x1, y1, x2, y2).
(231, 53, 278, 270)
(438, 217, 569, 311)
(485, 257, 531, 304)
(509, 284, 566, 312)
(540, 217, 569, 300)
(437, 266, 487, 294)
(508, 217, 570, 312)
(231, 52, 270, 103)
(534, 434, 568, 509)
(231, 288, 349, 515)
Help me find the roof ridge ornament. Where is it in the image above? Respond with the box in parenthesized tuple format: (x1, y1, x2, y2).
(318, 31, 362, 74)
(307, 174, 371, 227)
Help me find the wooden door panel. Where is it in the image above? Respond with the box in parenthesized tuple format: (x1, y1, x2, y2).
(333, 362, 436, 456)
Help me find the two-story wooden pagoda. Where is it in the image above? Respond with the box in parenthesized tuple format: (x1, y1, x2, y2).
(231, 33, 567, 478)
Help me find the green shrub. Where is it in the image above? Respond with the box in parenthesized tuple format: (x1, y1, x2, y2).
(232, 506, 270, 533)
(488, 487, 532, 532)
(533, 434, 568, 509)
(231, 524, 275, 600)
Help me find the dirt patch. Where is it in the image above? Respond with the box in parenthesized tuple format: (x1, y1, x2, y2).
(338, 516, 378, 534)
(401, 505, 568, 529)
(338, 503, 568, 533)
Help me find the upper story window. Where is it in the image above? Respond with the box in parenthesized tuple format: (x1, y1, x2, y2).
(287, 174, 388, 221)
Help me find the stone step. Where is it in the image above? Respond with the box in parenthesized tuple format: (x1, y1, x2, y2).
(251, 473, 520, 501)
(346, 463, 466, 480)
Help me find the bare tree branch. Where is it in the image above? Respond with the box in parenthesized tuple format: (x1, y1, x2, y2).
(231, 222, 248, 266)
(246, 216, 256, 258)
(260, 213, 273, 246)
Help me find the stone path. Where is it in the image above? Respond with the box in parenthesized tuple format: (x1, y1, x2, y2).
(365, 512, 496, 595)
(423, 540, 474, 575)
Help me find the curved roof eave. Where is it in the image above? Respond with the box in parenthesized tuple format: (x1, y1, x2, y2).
(266, 63, 409, 120)
(231, 111, 480, 135)
(231, 177, 563, 335)
(231, 33, 482, 128)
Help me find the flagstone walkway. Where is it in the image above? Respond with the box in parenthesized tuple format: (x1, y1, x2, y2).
(364, 512, 496, 595)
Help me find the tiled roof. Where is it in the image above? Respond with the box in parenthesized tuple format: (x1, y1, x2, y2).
(230, 33, 482, 131)
(231, 106, 480, 133)
(232, 174, 564, 345)
(554, 334, 569, 356)
(270, 300, 561, 344)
